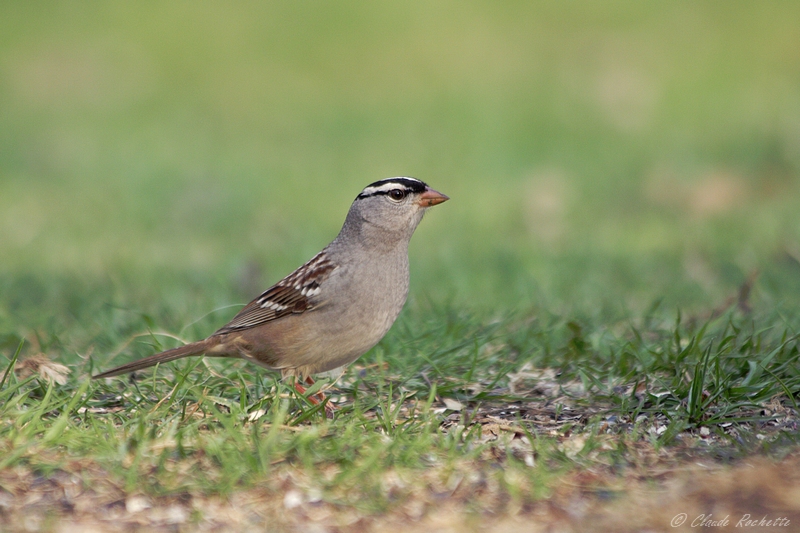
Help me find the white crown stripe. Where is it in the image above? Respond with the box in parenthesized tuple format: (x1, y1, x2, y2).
(361, 182, 411, 195)
(359, 177, 426, 197)
(370, 176, 421, 183)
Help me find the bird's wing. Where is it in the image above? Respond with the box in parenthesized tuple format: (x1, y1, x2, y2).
(213, 251, 337, 335)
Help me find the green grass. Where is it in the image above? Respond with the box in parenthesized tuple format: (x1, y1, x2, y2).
(1, 2, 800, 530)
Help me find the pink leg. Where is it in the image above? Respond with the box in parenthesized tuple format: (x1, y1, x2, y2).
(294, 376, 336, 418)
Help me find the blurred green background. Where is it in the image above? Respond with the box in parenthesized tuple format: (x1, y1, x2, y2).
(1, 2, 800, 351)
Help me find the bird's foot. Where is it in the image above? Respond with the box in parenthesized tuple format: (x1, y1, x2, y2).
(294, 378, 336, 419)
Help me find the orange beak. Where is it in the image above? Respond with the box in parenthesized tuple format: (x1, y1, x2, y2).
(418, 187, 450, 207)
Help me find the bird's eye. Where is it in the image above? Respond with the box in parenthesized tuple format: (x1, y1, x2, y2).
(388, 189, 407, 201)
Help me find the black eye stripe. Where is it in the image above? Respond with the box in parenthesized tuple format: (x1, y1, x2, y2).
(358, 188, 408, 200)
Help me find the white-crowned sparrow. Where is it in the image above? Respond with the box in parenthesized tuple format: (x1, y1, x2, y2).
(93, 177, 449, 402)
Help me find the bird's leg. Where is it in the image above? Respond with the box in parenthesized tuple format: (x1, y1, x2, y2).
(293, 376, 336, 418)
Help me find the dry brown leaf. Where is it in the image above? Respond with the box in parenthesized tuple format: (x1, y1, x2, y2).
(15, 354, 71, 385)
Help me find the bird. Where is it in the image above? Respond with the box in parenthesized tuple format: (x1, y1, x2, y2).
(93, 177, 449, 410)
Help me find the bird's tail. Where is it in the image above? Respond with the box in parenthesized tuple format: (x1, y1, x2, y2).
(92, 338, 216, 379)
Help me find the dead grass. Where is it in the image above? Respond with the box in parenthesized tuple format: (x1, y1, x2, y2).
(1, 392, 798, 533)
(2, 448, 798, 533)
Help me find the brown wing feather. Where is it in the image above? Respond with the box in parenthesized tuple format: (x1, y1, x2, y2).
(213, 251, 336, 335)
